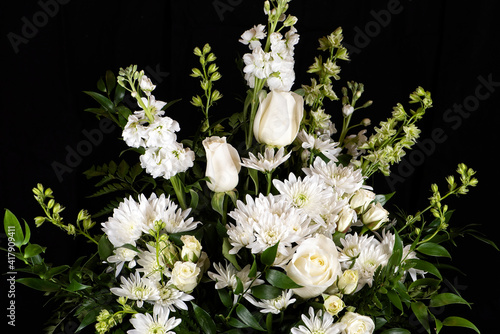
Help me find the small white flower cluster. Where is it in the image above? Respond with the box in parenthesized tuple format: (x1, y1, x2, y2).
(101, 193, 209, 333)
(338, 231, 425, 291)
(291, 307, 375, 334)
(122, 75, 194, 180)
(240, 12, 299, 92)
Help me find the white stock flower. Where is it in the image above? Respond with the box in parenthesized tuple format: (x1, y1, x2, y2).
(144, 116, 179, 148)
(122, 114, 148, 148)
(128, 310, 181, 334)
(239, 24, 267, 50)
(139, 75, 156, 95)
(340, 312, 375, 334)
(140, 143, 195, 180)
(291, 307, 346, 334)
(286, 234, 342, 299)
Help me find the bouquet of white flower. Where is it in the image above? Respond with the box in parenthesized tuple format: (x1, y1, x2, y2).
(3, 1, 496, 333)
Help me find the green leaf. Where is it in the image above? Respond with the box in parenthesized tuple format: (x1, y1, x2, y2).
(408, 278, 441, 291)
(105, 70, 116, 93)
(411, 302, 430, 333)
(23, 244, 46, 258)
(380, 329, 411, 334)
(217, 288, 233, 308)
(251, 285, 282, 300)
(4, 209, 24, 248)
(211, 192, 225, 216)
(66, 279, 91, 292)
(75, 307, 101, 333)
(387, 289, 403, 312)
(233, 276, 244, 295)
(98, 235, 114, 261)
(84, 91, 115, 113)
(248, 257, 258, 278)
(405, 259, 442, 280)
(416, 242, 451, 258)
(222, 238, 241, 270)
(236, 304, 265, 331)
(44, 265, 70, 280)
(266, 269, 301, 289)
(429, 293, 470, 308)
(114, 82, 126, 104)
(442, 316, 480, 333)
(374, 192, 395, 206)
(17, 278, 60, 292)
(22, 220, 31, 246)
(192, 302, 217, 334)
(261, 242, 279, 266)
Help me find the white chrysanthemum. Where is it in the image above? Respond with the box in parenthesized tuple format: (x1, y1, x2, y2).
(144, 116, 180, 148)
(136, 244, 169, 282)
(107, 247, 138, 277)
(151, 282, 194, 315)
(227, 193, 314, 260)
(110, 272, 160, 308)
(291, 307, 346, 334)
(338, 233, 379, 266)
(239, 24, 267, 50)
(316, 194, 350, 236)
(208, 263, 264, 303)
(353, 244, 390, 289)
(273, 173, 334, 225)
(128, 310, 181, 334)
(160, 200, 199, 234)
(102, 196, 145, 247)
(246, 289, 296, 314)
(241, 147, 292, 173)
(296, 130, 342, 162)
(303, 157, 368, 197)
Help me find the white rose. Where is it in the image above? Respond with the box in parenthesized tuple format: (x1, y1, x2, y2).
(362, 202, 389, 231)
(203, 136, 241, 192)
(324, 295, 345, 316)
(349, 189, 376, 213)
(171, 261, 201, 293)
(340, 312, 375, 334)
(253, 90, 304, 147)
(337, 269, 359, 295)
(181, 235, 202, 262)
(285, 234, 341, 299)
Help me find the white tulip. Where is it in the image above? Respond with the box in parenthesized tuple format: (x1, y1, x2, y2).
(203, 136, 241, 193)
(285, 234, 341, 299)
(253, 90, 303, 147)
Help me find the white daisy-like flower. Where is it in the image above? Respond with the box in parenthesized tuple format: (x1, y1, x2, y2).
(338, 233, 378, 266)
(241, 147, 292, 173)
(246, 289, 296, 314)
(128, 309, 181, 334)
(296, 130, 342, 162)
(107, 246, 138, 277)
(353, 244, 390, 289)
(136, 244, 169, 282)
(226, 220, 255, 255)
(151, 282, 194, 315)
(291, 307, 346, 334)
(273, 173, 333, 225)
(208, 263, 264, 303)
(102, 196, 145, 248)
(110, 272, 160, 308)
(303, 157, 368, 197)
(160, 200, 199, 234)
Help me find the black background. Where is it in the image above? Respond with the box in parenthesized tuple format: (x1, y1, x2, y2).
(1, 0, 499, 333)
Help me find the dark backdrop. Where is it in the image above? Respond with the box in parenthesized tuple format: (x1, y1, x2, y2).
(2, 1, 499, 333)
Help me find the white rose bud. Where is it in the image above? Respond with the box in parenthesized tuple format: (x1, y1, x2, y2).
(286, 234, 342, 299)
(203, 136, 241, 192)
(181, 235, 202, 262)
(338, 269, 359, 294)
(253, 90, 304, 147)
(171, 261, 201, 293)
(336, 206, 357, 233)
(324, 295, 345, 316)
(340, 312, 375, 334)
(362, 202, 389, 231)
(349, 189, 376, 213)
